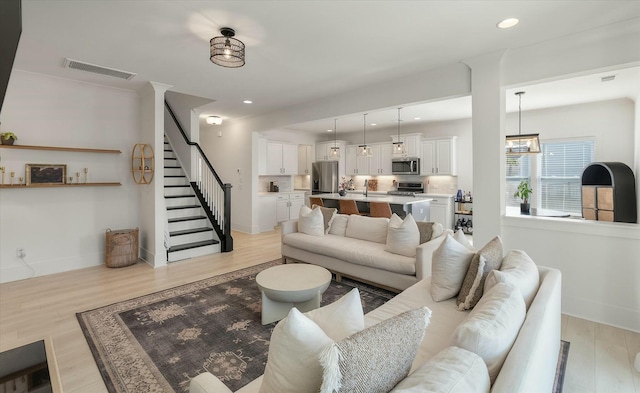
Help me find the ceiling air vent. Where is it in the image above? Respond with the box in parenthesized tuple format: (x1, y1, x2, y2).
(63, 58, 136, 80)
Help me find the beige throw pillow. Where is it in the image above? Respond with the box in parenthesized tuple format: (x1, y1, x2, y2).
(456, 236, 503, 311)
(431, 234, 476, 302)
(484, 250, 540, 309)
(328, 214, 349, 236)
(315, 206, 338, 234)
(319, 307, 431, 393)
(298, 205, 325, 237)
(385, 213, 420, 257)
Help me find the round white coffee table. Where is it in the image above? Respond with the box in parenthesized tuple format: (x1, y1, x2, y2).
(256, 264, 332, 325)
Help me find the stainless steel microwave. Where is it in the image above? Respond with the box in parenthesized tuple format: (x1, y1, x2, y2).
(392, 157, 420, 175)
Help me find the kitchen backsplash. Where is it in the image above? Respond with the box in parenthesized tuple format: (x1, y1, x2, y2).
(259, 175, 292, 192)
(425, 176, 459, 194)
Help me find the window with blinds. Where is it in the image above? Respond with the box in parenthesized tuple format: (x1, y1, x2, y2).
(539, 139, 594, 213)
(505, 155, 531, 207)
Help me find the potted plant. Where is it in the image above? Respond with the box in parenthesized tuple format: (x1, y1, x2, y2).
(514, 179, 533, 214)
(0, 132, 17, 145)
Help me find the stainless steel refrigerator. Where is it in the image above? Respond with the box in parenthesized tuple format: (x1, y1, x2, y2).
(312, 161, 339, 194)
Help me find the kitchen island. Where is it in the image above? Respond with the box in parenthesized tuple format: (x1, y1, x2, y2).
(313, 193, 433, 221)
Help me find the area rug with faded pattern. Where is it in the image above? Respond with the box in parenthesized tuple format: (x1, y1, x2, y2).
(76, 259, 396, 393)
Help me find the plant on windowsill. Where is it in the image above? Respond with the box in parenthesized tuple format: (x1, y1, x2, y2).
(514, 179, 533, 214)
(0, 132, 17, 145)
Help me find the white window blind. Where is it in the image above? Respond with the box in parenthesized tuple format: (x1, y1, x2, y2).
(539, 139, 594, 214)
(505, 155, 531, 207)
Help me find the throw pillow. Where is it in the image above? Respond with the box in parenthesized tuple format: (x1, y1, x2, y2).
(385, 213, 420, 257)
(315, 206, 338, 234)
(319, 307, 431, 393)
(345, 214, 389, 244)
(390, 346, 490, 393)
(298, 205, 325, 237)
(259, 308, 333, 393)
(451, 283, 526, 383)
(430, 234, 476, 302)
(432, 221, 444, 239)
(415, 221, 435, 244)
(453, 228, 475, 251)
(328, 214, 349, 236)
(456, 236, 503, 310)
(484, 249, 540, 309)
(305, 288, 364, 340)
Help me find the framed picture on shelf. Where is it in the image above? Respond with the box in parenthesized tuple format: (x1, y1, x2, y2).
(26, 164, 67, 185)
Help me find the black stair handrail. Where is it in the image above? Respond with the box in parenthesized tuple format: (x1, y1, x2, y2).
(165, 100, 233, 252)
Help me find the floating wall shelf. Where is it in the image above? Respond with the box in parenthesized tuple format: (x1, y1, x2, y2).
(0, 144, 121, 154)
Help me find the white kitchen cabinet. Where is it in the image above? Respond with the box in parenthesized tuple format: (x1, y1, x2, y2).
(258, 195, 277, 232)
(298, 144, 313, 175)
(276, 193, 305, 222)
(421, 137, 457, 176)
(391, 133, 422, 158)
(266, 142, 298, 175)
(315, 141, 346, 161)
(345, 145, 370, 175)
(424, 194, 454, 230)
(370, 143, 393, 175)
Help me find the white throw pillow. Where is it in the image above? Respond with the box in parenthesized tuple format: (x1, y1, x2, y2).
(320, 307, 431, 393)
(328, 214, 349, 236)
(385, 213, 420, 257)
(430, 234, 476, 302)
(298, 205, 325, 237)
(345, 215, 389, 244)
(484, 250, 540, 309)
(451, 282, 526, 383)
(391, 346, 490, 393)
(453, 228, 475, 250)
(259, 308, 333, 393)
(305, 288, 364, 340)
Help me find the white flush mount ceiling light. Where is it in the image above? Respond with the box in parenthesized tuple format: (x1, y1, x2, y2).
(243, 100, 253, 104)
(358, 114, 372, 157)
(330, 119, 340, 158)
(506, 91, 541, 155)
(210, 27, 245, 68)
(206, 116, 222, 125)
(393, 107, 406, 155)
(497, 18, 519, 29)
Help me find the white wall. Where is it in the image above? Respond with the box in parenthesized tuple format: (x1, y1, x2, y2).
(0, 71, 141, 282)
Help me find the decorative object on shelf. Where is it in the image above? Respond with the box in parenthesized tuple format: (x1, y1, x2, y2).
(1, 166, 4, 184)
(25, 164, 66, 185)
(456, 189, 462, 200)
(393, 107, 406, 155)
(506, 91, 541, 155)
(514, 179, 533, 214)
(18, 176, 23, 185)
(131, 144, 155, 184)
(330, 118, 340, 158)
(206, 115, 222, 125)
(76, 172, 80, 184)
(210, 27, 245, 68)
(10, 171, 15, 185)
(0, 132, 17, 145)
(69, 176, 73, 184)
(358, 113, 372, 157)
(84, 167, 88, 183)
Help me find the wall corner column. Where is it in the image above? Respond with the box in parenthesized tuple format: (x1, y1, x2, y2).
(463, 51, 506, 246)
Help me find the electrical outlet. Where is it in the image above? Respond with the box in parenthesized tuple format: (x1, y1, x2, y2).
(17, 248, 26, 258)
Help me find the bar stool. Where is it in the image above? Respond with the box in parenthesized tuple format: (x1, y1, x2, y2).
(339, 200, 362, 215)
(309, 197, 324, 207)
(369, 201, 392, 218)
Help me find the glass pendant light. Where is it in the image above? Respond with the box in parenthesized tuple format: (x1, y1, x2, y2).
(329, 118, 340, 158)
(506, 92, 541, 155)
(358, 113, 372, 157)
(393, 107, 406, 154)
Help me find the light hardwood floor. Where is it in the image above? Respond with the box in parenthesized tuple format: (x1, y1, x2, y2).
(1, 228, 638, 392)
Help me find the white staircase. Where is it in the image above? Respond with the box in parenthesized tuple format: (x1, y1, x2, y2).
(164, 139, 221, 262)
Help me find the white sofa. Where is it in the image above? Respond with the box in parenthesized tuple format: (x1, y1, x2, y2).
(190, 261, 562, 393)
(281, 216, 451, 291)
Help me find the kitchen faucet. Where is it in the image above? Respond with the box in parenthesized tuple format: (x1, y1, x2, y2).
(363, 179, 368, 197)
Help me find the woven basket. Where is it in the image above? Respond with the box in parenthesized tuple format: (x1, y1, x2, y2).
(105, 227, 139, 268)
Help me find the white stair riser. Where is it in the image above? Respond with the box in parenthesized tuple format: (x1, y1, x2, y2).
(164, 151, 176, 159)
(164, 167, 183, 177)
(165, 177, 189, 186)
(167, 207, 202, 219)
(168, 244, 221, 262)
(164, 158, 179, 166)
(165, 196, 197, 207)
(170, 231, 215, 245)
(164, 187, 192, 197)
(169, 219, 208, 231)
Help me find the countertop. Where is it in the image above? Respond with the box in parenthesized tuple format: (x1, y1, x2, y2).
(258, 191, 307, 196)
(314, 193, 433, 205)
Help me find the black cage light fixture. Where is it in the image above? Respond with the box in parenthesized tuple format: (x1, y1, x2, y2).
(506, 91, 540, 155)
(210, 27, 245, 68)
(393, 107, 406, 154)
(330, 118, 340, 158)
(358, 113, 372, 157)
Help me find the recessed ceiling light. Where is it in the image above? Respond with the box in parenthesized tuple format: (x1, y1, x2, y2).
(243, 100, 253, 104)
(497, 18, 519, 29)
(370, 123, 377, 126)
(327, 129, 333, 132)
(414, 117, 421, 120)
